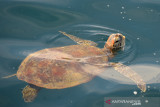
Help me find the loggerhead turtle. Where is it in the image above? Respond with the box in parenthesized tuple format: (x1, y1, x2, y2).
(3, 31, 146, 102)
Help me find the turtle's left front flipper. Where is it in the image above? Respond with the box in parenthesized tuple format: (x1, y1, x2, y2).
(111, 63, 146, 92)
(59, 31, 97, 46)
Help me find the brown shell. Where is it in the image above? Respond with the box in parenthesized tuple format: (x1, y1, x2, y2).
(17, 45, 108, 89)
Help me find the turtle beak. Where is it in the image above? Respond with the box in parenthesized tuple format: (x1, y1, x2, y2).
(105, 33, 125, 51)
(112, 34, 126, 50)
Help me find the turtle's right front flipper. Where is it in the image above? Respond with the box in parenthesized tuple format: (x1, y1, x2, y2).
(111, 63, 146, 92)
(59, 31, 97, 46)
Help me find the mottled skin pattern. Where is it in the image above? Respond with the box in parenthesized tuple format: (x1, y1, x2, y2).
(17, 45, 109, 89)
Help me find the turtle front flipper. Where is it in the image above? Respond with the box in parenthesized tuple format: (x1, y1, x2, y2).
(111, 63, 146, 92)
(22, 84, 41, 102)
(59, 31, 97, 46)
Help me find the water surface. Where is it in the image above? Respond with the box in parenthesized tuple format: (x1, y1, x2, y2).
(0, 0, 160, 107)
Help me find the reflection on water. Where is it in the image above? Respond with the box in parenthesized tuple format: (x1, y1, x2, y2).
(8, 5, 59, 25)
(5, 5, 84, 28)
(0, 2, 86, 39)
(98, 64, 160, 85)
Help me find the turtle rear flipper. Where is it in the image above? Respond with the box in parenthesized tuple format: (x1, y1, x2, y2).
(2, 73, 16, 79)
(111, 63, 146, 92)
(22, 84, 41, 102)
(59, 31, 97, 46)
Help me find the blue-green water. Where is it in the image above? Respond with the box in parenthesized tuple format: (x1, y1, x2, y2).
(0, 0, 160, 107)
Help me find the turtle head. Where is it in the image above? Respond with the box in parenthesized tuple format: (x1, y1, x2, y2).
(104, 33, 125, 52)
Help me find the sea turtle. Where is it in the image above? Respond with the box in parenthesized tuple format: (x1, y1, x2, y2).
(3, 31, 146, 102)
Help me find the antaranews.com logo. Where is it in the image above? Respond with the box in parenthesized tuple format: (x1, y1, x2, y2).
(104, 97, 160, 107)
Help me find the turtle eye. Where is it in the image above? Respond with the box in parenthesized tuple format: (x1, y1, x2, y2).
(115, 40, 119, 43)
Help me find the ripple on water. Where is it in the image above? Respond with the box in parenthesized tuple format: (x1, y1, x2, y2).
(60, 24, 136, 64)
(0, 2, 85, 39)
(0, 24, 136, 64)
(3, 5, 82, 28)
